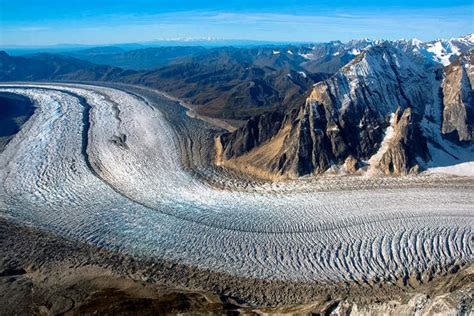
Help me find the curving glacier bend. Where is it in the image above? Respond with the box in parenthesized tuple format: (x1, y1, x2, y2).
(0, 83, 472, 282)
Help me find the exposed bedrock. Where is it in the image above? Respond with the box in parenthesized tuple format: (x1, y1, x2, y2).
(379, 107, 429, 176)
(217, 43, 434, 178)
(441, 51, 474, 142)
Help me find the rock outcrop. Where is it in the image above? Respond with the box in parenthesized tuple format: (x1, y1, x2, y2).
(441, 51, 474, 142)
(379, 107, 428, 175)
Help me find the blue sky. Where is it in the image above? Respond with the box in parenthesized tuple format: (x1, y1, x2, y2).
(0, 0, 473, 46)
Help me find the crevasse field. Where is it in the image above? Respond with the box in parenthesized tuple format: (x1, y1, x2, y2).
(0, 83, 472, 282)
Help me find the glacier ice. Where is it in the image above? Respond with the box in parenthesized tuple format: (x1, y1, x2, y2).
(0, 83, 472, 282)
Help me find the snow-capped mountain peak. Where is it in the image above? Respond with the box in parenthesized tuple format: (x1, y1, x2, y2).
(410, 38, 423, 47)
(394, 34, 474, 66)
(453, 33, 474, 44)
(425, 40, 460, 66)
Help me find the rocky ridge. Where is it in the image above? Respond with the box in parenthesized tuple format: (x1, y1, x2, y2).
(217, 41, 474, 179)
(395, 34, 474, 66)
(441, 51, 474, 141)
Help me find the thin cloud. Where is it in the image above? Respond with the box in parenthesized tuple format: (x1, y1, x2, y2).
(1, 5, 473, 46)
(17, 26, 51, 32)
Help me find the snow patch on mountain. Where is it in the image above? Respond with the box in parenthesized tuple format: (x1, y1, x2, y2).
(349, 48, 361, 55)
(298, 71, 307, 78)
(396, 34, 474, 66)
(299, 52, 314, 60)
(367, 113, 396, 176)
(425, 41, 460, 66)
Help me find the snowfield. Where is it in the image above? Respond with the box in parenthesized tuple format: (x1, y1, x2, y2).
(0, 83, 472, 282)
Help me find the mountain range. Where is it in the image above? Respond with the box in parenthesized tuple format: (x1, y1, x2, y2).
(217, 35, 474, 178)
(1, 34, 473, 178)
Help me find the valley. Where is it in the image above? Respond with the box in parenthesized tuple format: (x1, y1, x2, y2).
(0, 33, 473, 314)
(0, 82, 472, 313)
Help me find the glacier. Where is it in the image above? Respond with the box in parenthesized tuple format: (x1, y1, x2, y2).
(0, 83, 472, 283)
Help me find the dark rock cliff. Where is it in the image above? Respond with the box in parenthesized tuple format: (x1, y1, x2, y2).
(441, 51, 474, 142)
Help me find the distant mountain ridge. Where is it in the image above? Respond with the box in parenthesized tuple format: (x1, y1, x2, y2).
(394, 34, 474, 66)
(64, 46, 208, 70)
(0, 52, 134, 82)
(53, 34, 474, 71)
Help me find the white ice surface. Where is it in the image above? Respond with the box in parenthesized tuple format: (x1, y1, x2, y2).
(427, 162, 474, 176)
(0, 83, 472, 283)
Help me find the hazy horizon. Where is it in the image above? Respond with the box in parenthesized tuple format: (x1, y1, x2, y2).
(0, 0, 473, 47)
